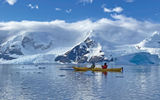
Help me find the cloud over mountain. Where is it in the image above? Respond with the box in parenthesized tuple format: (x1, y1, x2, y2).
(0, 15, 160, 49)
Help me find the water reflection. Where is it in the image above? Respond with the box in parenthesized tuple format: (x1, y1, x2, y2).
(0, 64, 160, 100)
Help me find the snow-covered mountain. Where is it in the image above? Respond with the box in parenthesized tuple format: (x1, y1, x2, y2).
(137, 31, 160, 48)
(114, 31, 160, 65)
(55, 31, 160, 65)
(0, 31, 73, 64)
(0, 29, 160, 65)
(1, 17, 160, 65)
(55, 37, 106, 63)
(135, 31, 160, 57)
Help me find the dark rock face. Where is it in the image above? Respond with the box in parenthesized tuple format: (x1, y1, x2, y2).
(0, 35, 53, 61)
(77, 56, 88, 63)
(55, 37, 105, 63)
(89, 56, 105, 63)
(0, 54, 15, 60)
(55, 56, 71, 63)
(0, 48, 22, 60)
(4, 46, 23, 55)
(22, 36, 52, 50)
(0, 44, 23, 60)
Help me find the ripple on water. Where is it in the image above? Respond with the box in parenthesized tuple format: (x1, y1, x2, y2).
(0, 65, 160, 100)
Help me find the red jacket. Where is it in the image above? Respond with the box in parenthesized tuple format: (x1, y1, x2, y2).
(102, 65, 108, 69)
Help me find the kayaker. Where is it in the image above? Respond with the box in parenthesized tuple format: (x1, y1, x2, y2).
(102, 63, 108, 69)
(90, 63, 95, 69)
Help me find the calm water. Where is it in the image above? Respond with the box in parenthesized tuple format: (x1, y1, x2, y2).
(0, 64, 160, 100)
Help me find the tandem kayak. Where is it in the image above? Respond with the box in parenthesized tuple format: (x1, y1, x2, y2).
(73, 67, 123, 72)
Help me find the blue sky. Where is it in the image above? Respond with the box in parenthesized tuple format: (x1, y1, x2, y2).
(0, 0, 160, 22)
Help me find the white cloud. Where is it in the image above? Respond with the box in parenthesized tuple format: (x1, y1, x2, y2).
(104, 8, 112, 13)
(125, 0, 134, 3)
(6, 0, 17, 5)
(112, 7, 123, 13)
(55, 8, 61, 11)
(0, 15, 160, 48)
(103, 6, 123, 13)
(80, 0, 93, 4)
(27, 4, 39, 9)
(0, 20, 91, 49)
(66, 9, 72, 14)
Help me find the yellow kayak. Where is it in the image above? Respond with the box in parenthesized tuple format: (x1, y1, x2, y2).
(73, 67, 123, 72)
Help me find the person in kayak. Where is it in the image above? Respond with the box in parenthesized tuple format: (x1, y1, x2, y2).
(90, 62, 95, 69)
(102, 63, 108, 69)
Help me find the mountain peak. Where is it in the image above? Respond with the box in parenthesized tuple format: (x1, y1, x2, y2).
(55, 37, 105, 63)
(152, 31, 160, 36)
(137, 31, 160, 48)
